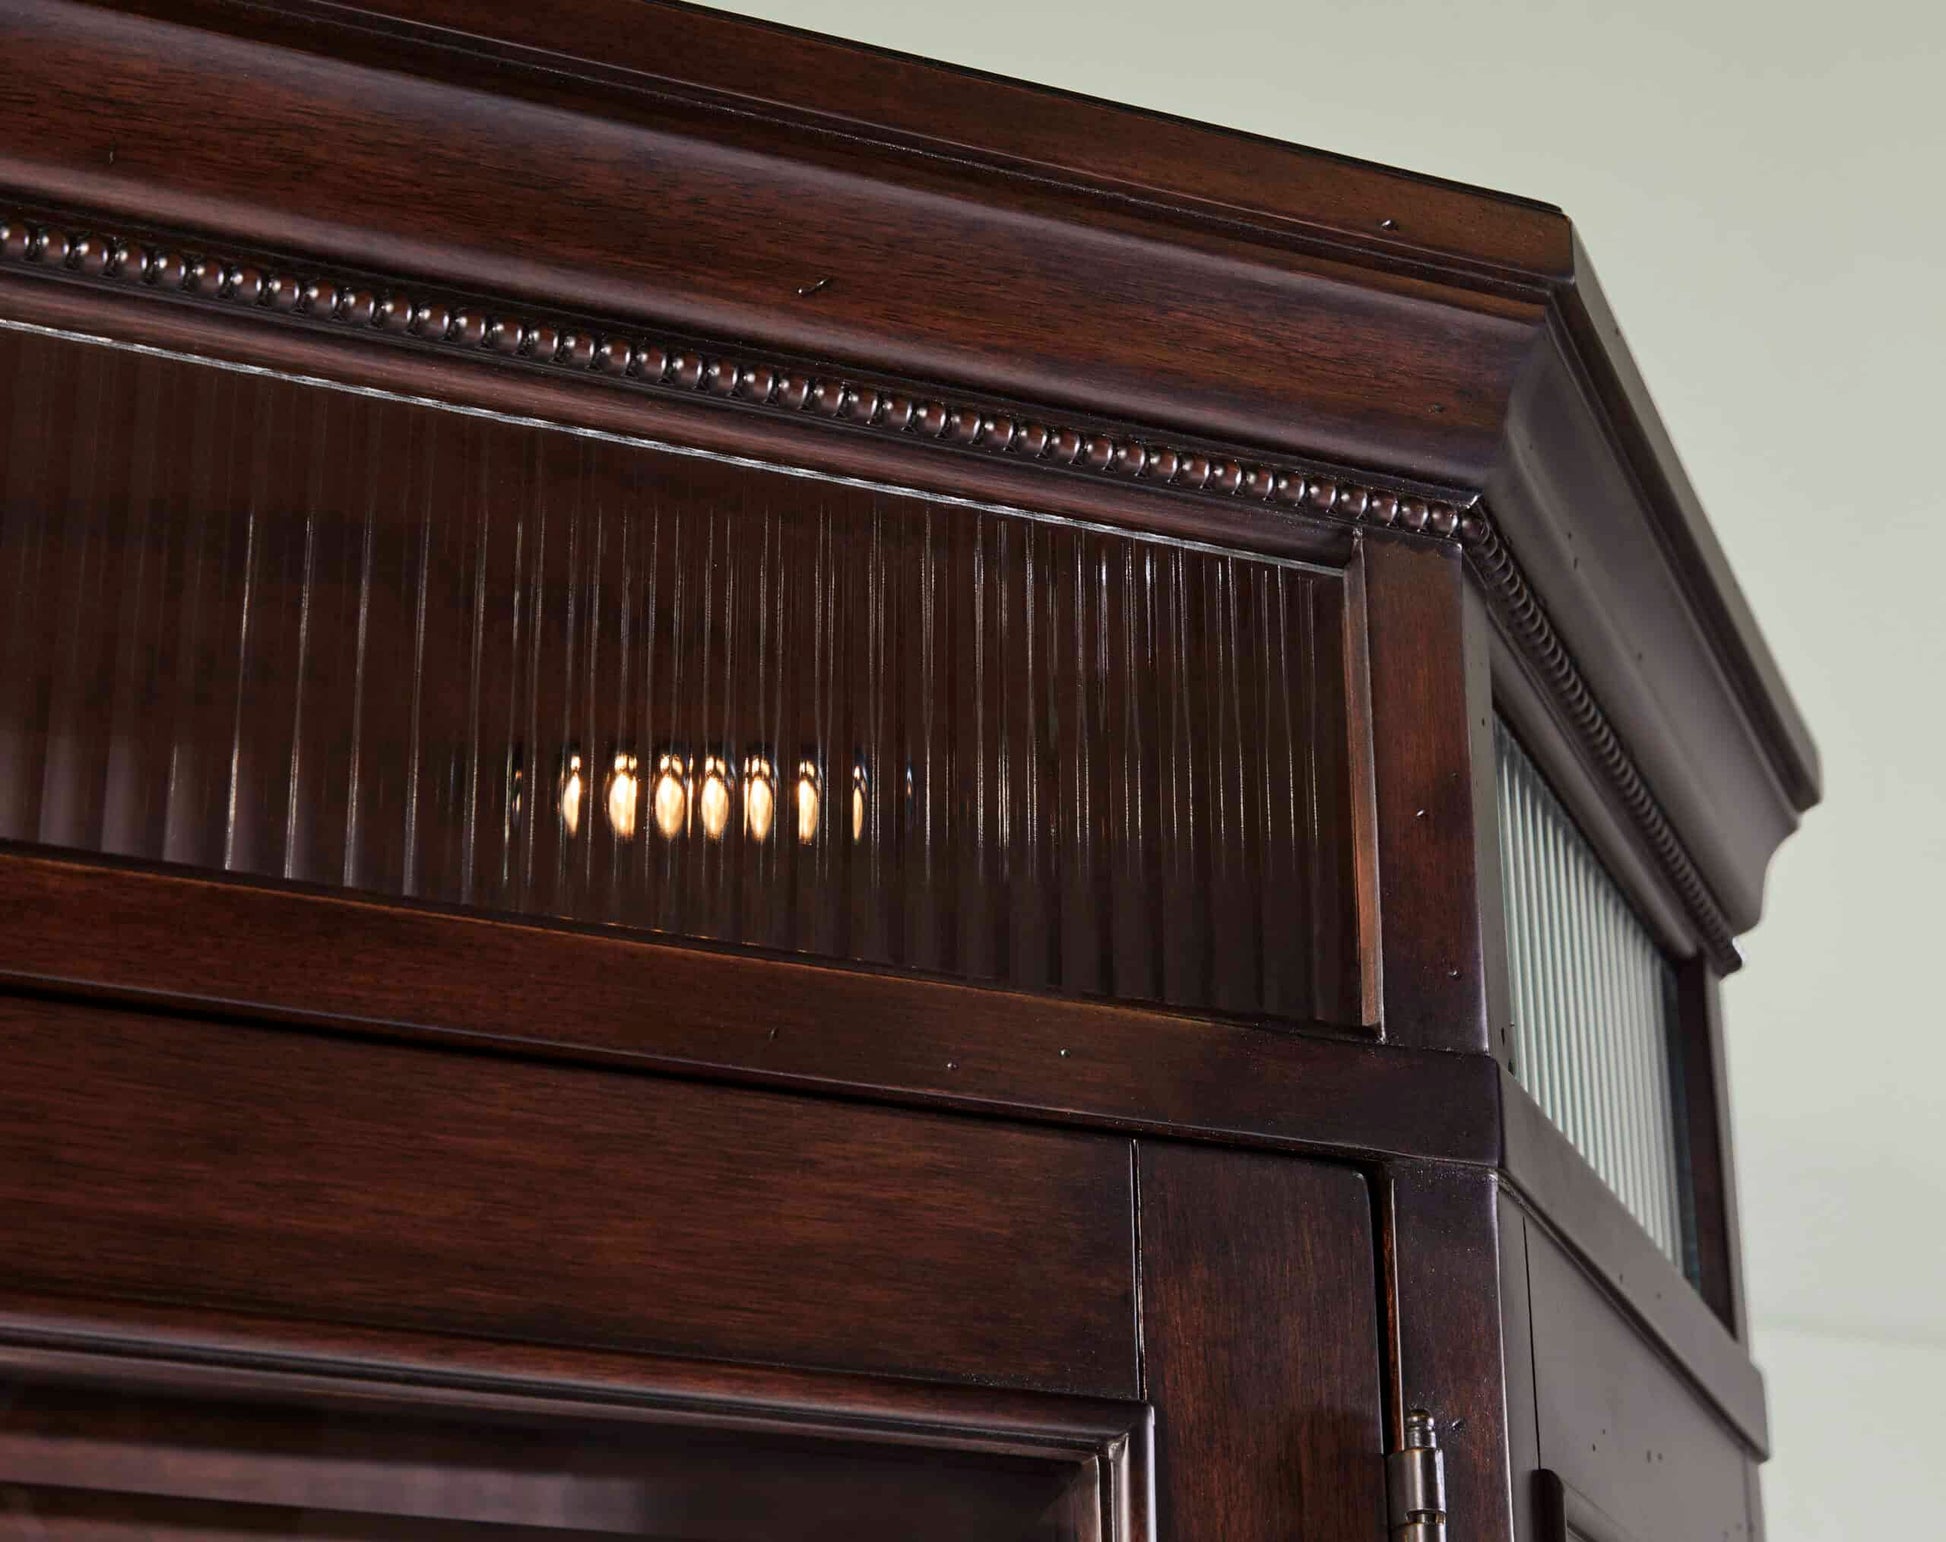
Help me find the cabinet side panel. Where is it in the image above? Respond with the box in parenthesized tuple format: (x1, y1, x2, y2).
(1137, 1142, 1385, 1542)
(1499, 1188, 1541, 1542)
(1526, 1212, 1752, 1541)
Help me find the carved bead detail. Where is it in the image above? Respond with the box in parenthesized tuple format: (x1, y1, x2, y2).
(0, 205, 1472, 550)
(1, 202, 1731, 963)
(69, 237, 110, 277)
(1452, 514, 1739, 969)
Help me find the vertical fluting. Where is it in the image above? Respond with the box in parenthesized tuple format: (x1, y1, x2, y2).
(1494, 717, 1687, 1269)
(0, 325, 1365, 1026)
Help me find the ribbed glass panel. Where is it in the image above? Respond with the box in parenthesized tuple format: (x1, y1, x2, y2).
(1494, 717, 1688, 1268)
(0, 322, 1363, 1022)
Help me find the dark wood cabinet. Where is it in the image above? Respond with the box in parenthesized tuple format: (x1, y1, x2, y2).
(0, 4, 1816, 1538)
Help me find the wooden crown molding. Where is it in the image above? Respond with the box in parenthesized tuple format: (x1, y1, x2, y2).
(0, 207, 1470, 537)
(0, 0, 1816, 949)
(1461, 518, 1740, 969)
(0, 202, 1741, 970)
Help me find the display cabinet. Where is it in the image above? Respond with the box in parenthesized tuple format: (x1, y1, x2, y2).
(0, 3, 1818, 1538)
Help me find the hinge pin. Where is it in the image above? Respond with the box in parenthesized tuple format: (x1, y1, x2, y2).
(1386, 1408, 1449, 1541)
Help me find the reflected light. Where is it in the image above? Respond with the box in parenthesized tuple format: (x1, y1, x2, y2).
(652, 753, 688, 840)
(605, 752, 640, 840)
(851, 760, 869, 842)
(745, 754, 776, 843)
(558, 752, 585, 838)
(796, 761, 821, 845)
(699, 755, 733, 841)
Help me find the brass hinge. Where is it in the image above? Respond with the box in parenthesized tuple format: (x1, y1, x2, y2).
(1387, 1409, 1448, 1541)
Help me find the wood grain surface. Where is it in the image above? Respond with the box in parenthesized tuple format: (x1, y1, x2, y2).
(0, 994, 1140, 1398)
(1139, 1141, 1386, 1542)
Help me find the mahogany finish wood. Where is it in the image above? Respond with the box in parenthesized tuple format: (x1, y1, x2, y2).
(0, 1296, 1155, 1542)
(0, 269, 1367, 575)
(1364, 536, 1490, 1050)
(0, 1290, 1155, 1463)
(0, 1382, 1103, 1542)
(0, 0, 1536, 485)
(0, 849, 1500, 1168)
(0, 322, 1364, 1025)
(0, 994, 1139, 1398)
(1537, 1471, 1643, 1542)
(0, 3, 1819, 1537)
(1499, 1189, 1543, 1542)
(1519, 1212, 1755, 1542)
(1137, 1143, 1386, 1542)
(164, 0, 1571, 283)
(1385, 1162, 1517, 1542)
(1497, 1064, 1766, 1452)
(0, 0, 1817, 946)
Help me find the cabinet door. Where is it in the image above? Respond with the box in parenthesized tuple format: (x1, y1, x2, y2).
(0, 992, 1396, 1540)
(1139, 1143, 1389, 1542)
(0, 996, 1138, 1399)
(0, 1358, 1142, 1542)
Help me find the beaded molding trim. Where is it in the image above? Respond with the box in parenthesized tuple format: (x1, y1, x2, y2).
(0, 208, 1738, 969)
(1460, 521, 1739, 969)
(0, 212, 1465, 535)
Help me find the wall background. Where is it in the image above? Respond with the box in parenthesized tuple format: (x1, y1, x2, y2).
(710, 1, 1944, 1532)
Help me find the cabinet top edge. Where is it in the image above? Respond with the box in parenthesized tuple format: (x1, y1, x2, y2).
(224, 0, 1577, 287)
(110, 0, 1820, 810)
(12, 0, 1822, 880)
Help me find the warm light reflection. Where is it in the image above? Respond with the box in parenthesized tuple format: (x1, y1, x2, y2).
(699, 755, 733, 841)
(557, 744, 903, 848)
(851, 760, 869, 842)
(652, 753, 688, 840)
(605, 752, 640, 840)
(744, 754, 776, 843)
(558, 752, 585, 838)
(796, 761, 822, 844)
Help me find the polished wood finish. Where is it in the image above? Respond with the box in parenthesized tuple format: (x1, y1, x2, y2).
(0, 1295, 1154, 1542)
(1499, 1188, 1543, 1542)
(1138, 1144, 1385, 1542)
(0, 0, 1817, 947)
(0, 322, 1364, 1024)
(0, 994, 1139, 1397)
(0, 3, 1817, 1536)
(0, 1382, 1103, 1542)
(1363, 536, 1490, 1049)
(1519, 1213, 1756, 1542)
(1386, 1162, 1517, 1542)
(0, 266, 1364, 573)
(1537, 1470, 1643, 1542)
(0, 850, 1499, 1167)
(1497, 1064, 1766, 1452)
(0, 0, 1534, 484)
